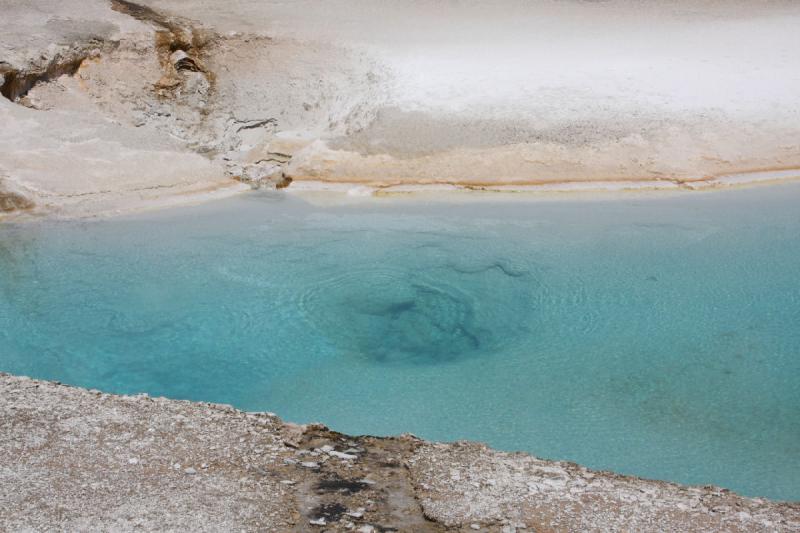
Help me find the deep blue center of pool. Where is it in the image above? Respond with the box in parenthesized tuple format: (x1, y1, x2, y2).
(2, 185, 799, 500)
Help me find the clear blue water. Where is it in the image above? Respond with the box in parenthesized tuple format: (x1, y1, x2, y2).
(2, 185, 799, 501)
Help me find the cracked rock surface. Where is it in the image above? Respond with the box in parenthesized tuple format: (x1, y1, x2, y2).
(0, 0, 382, 218)
(2, 0, 800, 219)
(2, 373, 799, 532)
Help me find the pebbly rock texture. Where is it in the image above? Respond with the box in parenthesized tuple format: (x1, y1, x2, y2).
(409, 443, 800, 533)
(2, 372, 799, 532)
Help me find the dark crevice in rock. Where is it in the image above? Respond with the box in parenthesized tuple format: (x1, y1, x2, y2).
(235, 118, 278, 132)
(0, 52, 89, 102)
(172, 50, 202, 72)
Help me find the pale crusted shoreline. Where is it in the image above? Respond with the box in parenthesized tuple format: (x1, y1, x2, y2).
(2, 372, 799, 532)
(285, 167, 800, 196)
(2, 0, 800, 219)
(5, 166, 800, 222)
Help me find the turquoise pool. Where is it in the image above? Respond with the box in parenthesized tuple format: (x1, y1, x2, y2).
(1, 184, 799, 501)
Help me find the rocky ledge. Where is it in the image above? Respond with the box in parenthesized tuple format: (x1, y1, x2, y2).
(1, 372, 798, 532)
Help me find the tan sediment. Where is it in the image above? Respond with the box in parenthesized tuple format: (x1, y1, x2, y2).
(282, 128, 800, 196)
(283, 165, 800, 198)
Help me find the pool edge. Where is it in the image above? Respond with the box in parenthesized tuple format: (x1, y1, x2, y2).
(2, 371, 798, 531)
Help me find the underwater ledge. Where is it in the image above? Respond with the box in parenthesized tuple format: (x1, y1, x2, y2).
(2, 372, 798, 532)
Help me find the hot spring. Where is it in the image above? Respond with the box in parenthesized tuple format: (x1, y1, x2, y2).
(1, 184, 799, 501)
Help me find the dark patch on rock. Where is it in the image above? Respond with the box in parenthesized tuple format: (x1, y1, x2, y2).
(110, 0, 183, 33)
(275, 175, 293, 189)
(315, 475, 370, 495)
(310, 502, 347, 522)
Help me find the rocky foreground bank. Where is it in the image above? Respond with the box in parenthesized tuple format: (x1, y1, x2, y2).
(1, 373, 798, 532)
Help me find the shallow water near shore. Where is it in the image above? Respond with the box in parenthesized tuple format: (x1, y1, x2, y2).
(2, 185, 800, 501)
